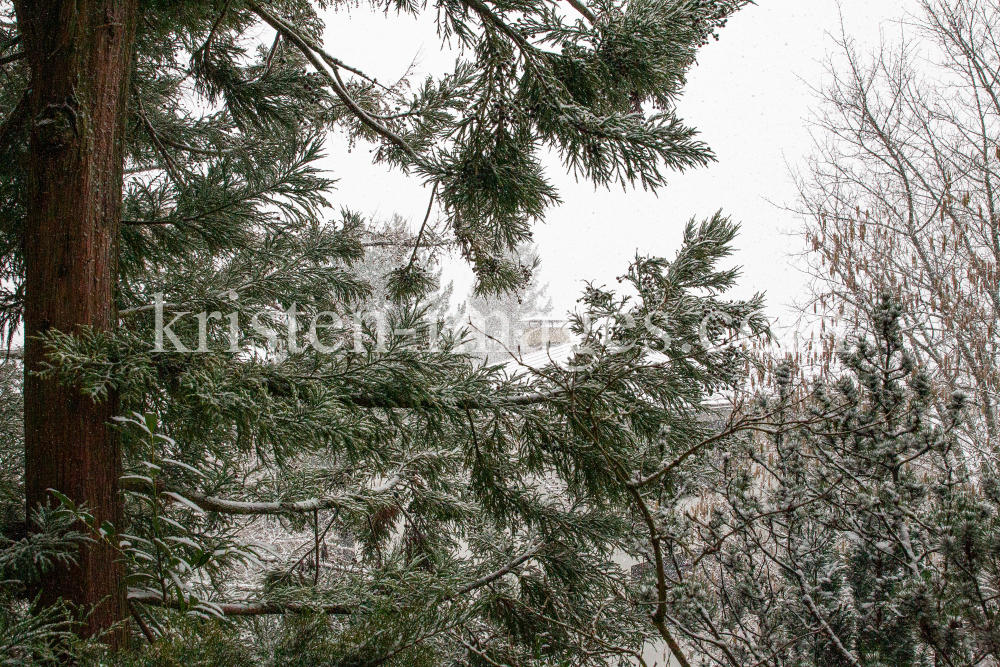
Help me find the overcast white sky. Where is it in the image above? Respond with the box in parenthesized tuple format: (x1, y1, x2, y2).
(317, 0, 920, 329)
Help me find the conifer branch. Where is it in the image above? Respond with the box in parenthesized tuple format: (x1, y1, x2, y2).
(128, 590, 353, 615)
(194, 0, 232, 64)
(245, 2, 386, 90)
(577, 408, 694, 667)
(0, 51, 23, 67)
(628, 410, 755, 488)
(272, 509, 341, 586)
(314, 42, 390, 94)
(402, 183, 438, 274)
(122, 473, 404, 515)
(0, 89, 28, 153)
(368, 621, 468, 667)
(120, 219, 176, 227)
(448, 542, 542, 598)
(260, 32, 281, 79)
(128, 546, 545, 617)
(565, 0, 596, 24)
(245, 1, 429, 168)
(135, 94, 186, 186)
(461, 0, 537, 54)
(507, 603, 652, 667)
(361, 239, 453, 248)
(458, 0, 633, 148)
(128, 602, 156, 644)
(157, 135, 234, 157)
(329, 65, 428, 166)
(791, 568, 862, 667)
(121, 151, 314, 230)
(457, 638, 509, 667)
(338, 389, 559, 410)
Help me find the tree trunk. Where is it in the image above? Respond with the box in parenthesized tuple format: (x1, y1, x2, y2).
(14, 0, 137, 648)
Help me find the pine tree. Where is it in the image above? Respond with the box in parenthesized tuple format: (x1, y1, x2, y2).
(661, 295, 1000, 667)
(0, 0, 754, 660)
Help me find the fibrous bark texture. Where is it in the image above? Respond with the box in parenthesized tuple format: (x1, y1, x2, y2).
(14, 0, 137, 647)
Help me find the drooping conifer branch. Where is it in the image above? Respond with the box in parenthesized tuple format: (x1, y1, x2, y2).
(122, 472, 405, 515)
(243, 2, 385, 90)
(244, 1, 427, 167)
(127, 590, 353, 615)
(448, 542, 543, 598)
(128, 544, 545, 615)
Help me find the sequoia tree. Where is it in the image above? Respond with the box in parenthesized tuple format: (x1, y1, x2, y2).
(13, 0, 138, 645)
(0, 0, 754, 659)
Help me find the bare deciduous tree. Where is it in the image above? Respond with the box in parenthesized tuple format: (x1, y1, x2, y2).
(796, 0, 1000, 459)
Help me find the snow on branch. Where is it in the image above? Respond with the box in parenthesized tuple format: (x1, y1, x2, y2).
(122, 473, 403, 516)
(127, 543, 545, 616)
(449, 542, 543, 598)
(244, 0, 428, 169)
(127, 589, 352, 616)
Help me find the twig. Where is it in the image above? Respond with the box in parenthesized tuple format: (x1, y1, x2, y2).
(313, 509, 321, 586)
(565, 0, 596, 23)
(457, 638, 510, 667)
(361, 239, 454, 248)
(508, 600, 651, 667)
(628, 412, 753, 488)
(195, 0, 232, 63)
(244, 1, 389, 91)
(403, 183, 438, 272)
(135, 94, 185, 186)
(273, 509, 341, 585)
(121, 474, 401, 515)
(261, 32, 282, 78)
(449, 542, 542, 598)
(129, 602, 156, 644)
(0, 51, 23, 67)
(121, 218, 177, 226)
(158, 135, 233, 157)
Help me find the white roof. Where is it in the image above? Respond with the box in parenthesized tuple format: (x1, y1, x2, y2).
(519, 313, 566, 323)
(501, 343, 672, 376)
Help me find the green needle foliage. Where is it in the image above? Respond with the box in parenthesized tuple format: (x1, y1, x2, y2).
(30, 213, 765, 667)
(660, 295, 1000, 667)
(0, 0, 763, 663)
(0, 0, 748, 311)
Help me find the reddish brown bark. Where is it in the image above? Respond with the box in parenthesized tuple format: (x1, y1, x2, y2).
(13, 0, 137, 648)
